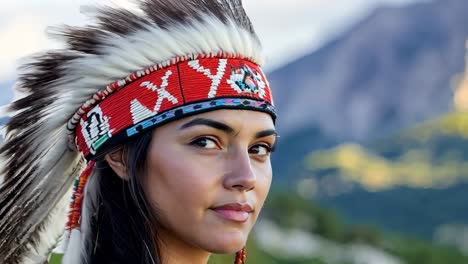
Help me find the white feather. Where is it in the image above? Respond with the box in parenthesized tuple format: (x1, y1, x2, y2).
(19, 187, 73, 264)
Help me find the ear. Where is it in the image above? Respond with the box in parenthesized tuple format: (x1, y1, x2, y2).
(104, 149, 129, 180)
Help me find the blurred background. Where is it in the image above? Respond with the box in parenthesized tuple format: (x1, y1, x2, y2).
(2, 0, 468, 263)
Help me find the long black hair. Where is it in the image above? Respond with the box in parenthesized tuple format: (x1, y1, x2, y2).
(82, 131, 162, 264)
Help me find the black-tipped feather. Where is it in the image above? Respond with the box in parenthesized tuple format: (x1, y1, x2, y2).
(141, 0, 256, 34)
(95, 7, 149, 37)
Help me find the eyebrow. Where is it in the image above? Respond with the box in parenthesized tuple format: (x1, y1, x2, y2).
(255, 129, 277, 139)
(179, 118, 277, 139)
(179, 118, 235, 134)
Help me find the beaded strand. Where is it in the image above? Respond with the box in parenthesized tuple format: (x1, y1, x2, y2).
(65, 161, 95, 231)
(234, 246, 246, 264)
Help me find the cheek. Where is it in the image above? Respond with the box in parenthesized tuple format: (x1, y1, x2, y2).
(253, 162, 273, 209)
(144, 146, 222, 223)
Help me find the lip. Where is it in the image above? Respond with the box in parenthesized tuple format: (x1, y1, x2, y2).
(210, 203, 254, 223)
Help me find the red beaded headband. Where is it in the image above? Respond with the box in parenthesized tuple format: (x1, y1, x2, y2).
(68, 55, 276, 159)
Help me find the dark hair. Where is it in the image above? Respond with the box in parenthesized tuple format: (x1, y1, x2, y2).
(82, 131, 162, 264)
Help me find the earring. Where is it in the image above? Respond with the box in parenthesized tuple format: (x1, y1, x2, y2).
(234, 246, 246, 264)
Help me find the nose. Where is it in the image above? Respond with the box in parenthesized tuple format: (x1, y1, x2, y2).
(223, 149, 256, 191)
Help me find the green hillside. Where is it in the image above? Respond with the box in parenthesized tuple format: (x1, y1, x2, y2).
(297, 111, 468, 239)
(306, 111, 468, 191)
(208, 191, 468, 264)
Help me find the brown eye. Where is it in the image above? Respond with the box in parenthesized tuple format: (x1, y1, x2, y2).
(190, 137, 218, 149)
(249, 144, 272, 156)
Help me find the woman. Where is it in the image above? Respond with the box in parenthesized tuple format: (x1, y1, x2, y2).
(0, 0, 277, 264)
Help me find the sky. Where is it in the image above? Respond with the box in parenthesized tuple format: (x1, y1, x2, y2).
(0, 0, 423, 83)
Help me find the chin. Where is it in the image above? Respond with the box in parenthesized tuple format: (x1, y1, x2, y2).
(203, 231, 249, 254)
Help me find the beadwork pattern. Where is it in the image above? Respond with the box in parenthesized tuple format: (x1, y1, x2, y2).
(72, 57, 275, 158)
(66, 161, 95, 231)
(127, 97, 275, 137)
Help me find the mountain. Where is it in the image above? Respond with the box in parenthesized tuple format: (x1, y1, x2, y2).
(268, 0, 468, 142)
(270, 0, 468, 181)
(266, 0, 468, 240)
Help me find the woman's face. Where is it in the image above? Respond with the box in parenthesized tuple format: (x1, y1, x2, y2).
(145, 109, 276, 255)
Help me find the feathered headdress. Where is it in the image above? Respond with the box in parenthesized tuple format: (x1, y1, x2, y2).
(0, 1, 275, 263)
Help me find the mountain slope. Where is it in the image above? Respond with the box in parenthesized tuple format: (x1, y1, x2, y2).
(305, 111, 468, 238)
(269, 0, 468, 142)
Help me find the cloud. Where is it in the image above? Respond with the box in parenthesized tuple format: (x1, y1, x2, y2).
(0, 0, 423, 81)
(0, 15, 50, 80)
(244, 0, 426, 70)
(0, 2, 92, 81)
